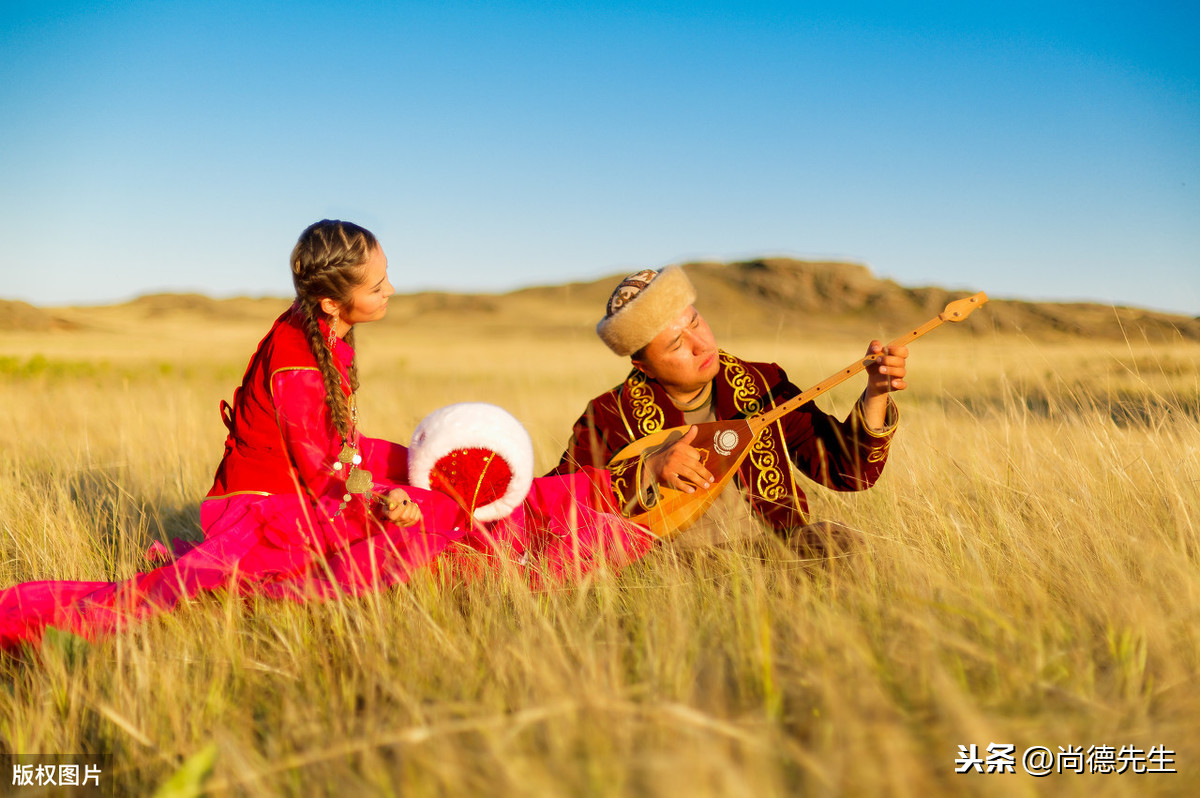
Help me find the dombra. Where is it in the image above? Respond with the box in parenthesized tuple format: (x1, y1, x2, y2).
(610, 292, 990, 539)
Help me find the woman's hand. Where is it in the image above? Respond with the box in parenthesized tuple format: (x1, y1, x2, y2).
(383, 488, 423, 527)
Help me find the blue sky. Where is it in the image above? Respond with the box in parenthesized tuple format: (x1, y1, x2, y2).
(1, 0, 1197, 314)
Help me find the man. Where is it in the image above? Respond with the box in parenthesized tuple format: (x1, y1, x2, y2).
(549, 265, 908, 549)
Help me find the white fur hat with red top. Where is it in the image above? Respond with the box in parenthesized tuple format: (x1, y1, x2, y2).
(408, 402, 535, 522)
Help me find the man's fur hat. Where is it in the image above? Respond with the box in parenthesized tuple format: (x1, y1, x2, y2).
(596, 266, 696, 357)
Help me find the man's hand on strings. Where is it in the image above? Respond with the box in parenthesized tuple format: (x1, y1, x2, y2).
(861, 340, 908, 431)
(864, 340, 909, 397)
(645, 425, 714, 494)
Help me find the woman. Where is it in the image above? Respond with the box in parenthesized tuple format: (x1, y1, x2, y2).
(0, 220, 653, 652)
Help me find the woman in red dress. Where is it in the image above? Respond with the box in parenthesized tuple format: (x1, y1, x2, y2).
(0, 220, 653, 652)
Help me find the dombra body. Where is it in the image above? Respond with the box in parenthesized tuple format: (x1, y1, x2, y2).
(610, 292, 989, 538)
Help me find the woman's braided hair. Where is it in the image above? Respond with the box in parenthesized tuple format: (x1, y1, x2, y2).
(290, 219, 378, 441)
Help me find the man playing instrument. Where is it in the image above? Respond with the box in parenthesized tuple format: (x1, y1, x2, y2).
(549, 266, 909, 550)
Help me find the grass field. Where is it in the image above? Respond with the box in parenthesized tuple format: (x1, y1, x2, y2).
(1, 307, 1198, 796)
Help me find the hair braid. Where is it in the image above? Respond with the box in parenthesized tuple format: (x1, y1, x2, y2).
(298, 296, 352, 439)
(343, 328, 361, 394)
(290, 220, 378, 441)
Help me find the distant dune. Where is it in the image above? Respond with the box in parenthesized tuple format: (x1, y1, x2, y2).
(0, 299, 81, 332)
(389, 258, 1200, 342)
(4, 259, 1197, 341)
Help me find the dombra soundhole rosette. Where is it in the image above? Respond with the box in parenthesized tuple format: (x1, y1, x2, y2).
(713, 429, 740, 456)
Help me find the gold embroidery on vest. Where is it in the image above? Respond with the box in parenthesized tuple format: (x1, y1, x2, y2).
(751, 428, 788, 501)
(721, 353, 788, 502)
(749, 360, 801, 505)
(613, 382, 635, 442)
(720, 352, 787, 501)
(867, 438, 892, 464)
(625, 369, 664, 435)
(721, 352, 764, 416)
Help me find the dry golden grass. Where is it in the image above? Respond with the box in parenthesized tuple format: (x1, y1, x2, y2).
(1, 308, 1198, 796)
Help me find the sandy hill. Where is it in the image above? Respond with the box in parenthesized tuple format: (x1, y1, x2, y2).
(0, 299, 83, 332)
(380, 258, 1199, 342)
(4, 259, 1197, 342)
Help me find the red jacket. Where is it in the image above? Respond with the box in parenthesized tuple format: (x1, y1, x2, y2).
(206, 304, 407, 503)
